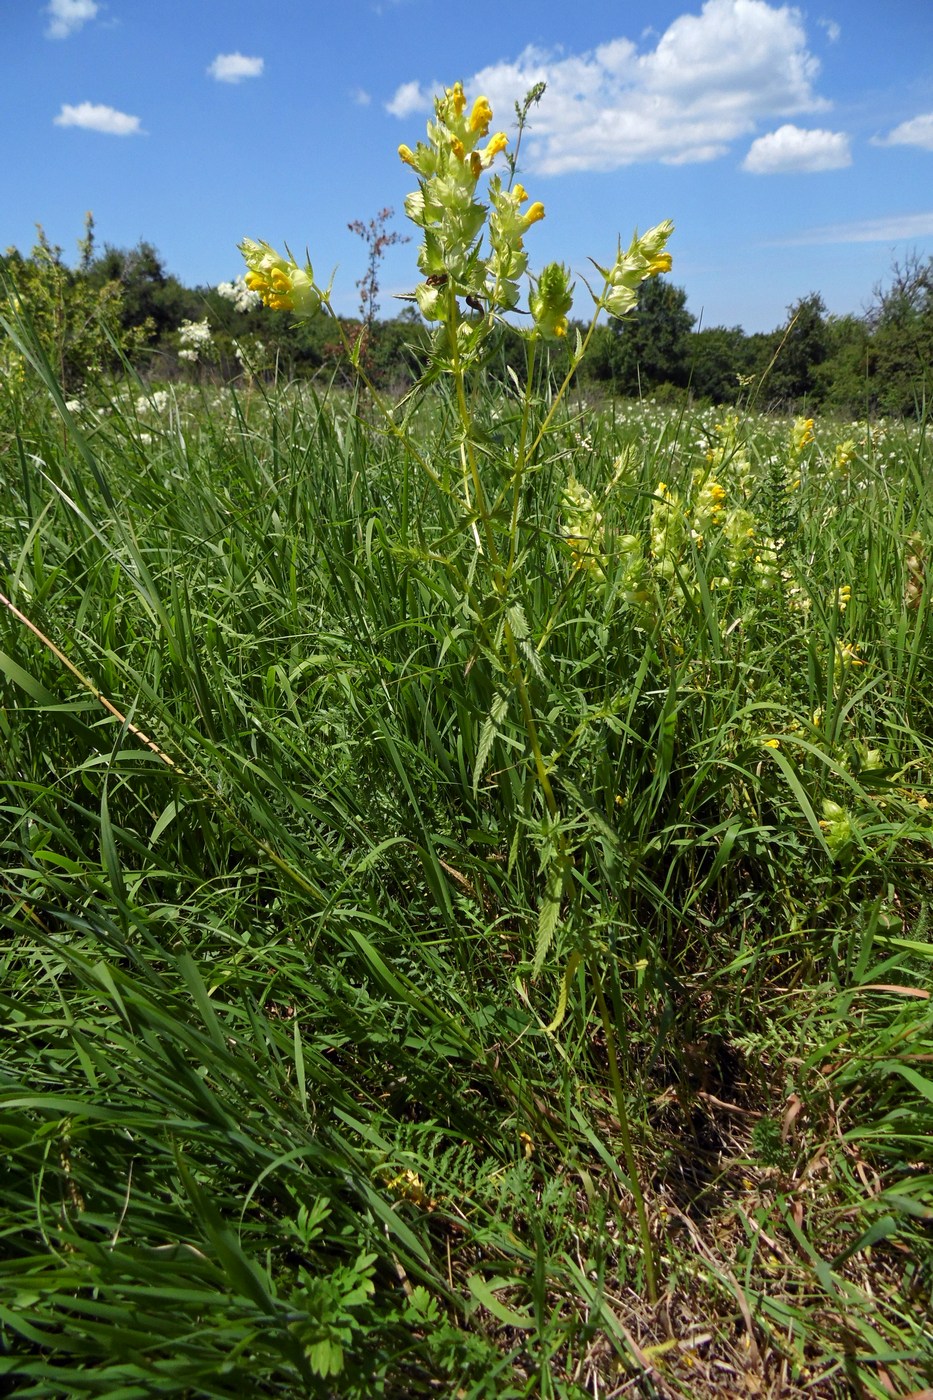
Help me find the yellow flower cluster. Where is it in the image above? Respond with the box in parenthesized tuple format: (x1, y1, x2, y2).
(832, 439, 856, 478)
(593, 222, 675, 320)
(238, 238, 322, 318)
(399, 81, 545, 324)
(561, 476, 607, 579)
(792, 417, 815, 454)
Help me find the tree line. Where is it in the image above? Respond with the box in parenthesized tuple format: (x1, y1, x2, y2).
(2, 215, 931, 417)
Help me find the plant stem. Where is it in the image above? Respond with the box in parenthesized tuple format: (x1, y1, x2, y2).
(587, 944, 658, 1304)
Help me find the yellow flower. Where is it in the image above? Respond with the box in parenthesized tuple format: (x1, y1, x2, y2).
(601, 220, 675, 319)
(820, 799, 855, 857)
(832, 440, 856, 477)
(239, 238, 322, 317)
(469, 96, 493, 135)
(835, 639, 864, 670)
(469, 132, 507, 178)
(531, 262, 573, 341)
(792, 416, 815, 453)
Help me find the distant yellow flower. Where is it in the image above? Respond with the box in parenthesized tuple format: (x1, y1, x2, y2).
(832, 440, 856, 477)
(792, 416, 815, 453)
(835, 639, 864, 670)
(820, 799, 855, 857)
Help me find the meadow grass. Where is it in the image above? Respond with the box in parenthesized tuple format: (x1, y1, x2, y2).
(1, 354, 932, 1396)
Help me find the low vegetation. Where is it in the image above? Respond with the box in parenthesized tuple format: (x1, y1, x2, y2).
(1, 79, 931, 1399)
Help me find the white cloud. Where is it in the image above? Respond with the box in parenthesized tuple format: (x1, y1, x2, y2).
(45, 0, 98, 39)
(386, 80, 431, 119)
(207, 53, 264, 84)
(742, 123, 851, 172)
(874, 113, 933, 151)
(778, 212, 933, 245)
(351, 87, 372, 107)
(53, 101, 143, 135)
(386, 0, 829, 174)
(819, 18, 841, 43)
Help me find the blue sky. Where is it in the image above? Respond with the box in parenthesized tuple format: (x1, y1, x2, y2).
(4, 0, 933, 332)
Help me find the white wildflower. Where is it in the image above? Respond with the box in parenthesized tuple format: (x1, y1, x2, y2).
(217, 276, 261, 313)
(177, 319, 214, 364)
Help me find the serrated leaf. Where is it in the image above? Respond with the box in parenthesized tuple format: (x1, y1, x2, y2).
(473, 691, 508, 796)
(519, 636, 545, 680)
(533, 860, 564, 979)
(507, 602, 529, 641)
(507, 820, 522, 875)
(545, 951, 582, 1033)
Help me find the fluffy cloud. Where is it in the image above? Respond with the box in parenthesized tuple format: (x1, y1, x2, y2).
(386, 80, 432, 119)
(53, 102, 143, 136)
(386, 0, 830, 173)
(742, 123, 851, 173)
(207, 53, 264, 83)
(874, 113, 933, 151)
(45, 0, 98, 39)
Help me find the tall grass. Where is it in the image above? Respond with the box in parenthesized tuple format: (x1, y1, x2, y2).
(1, 349, 932, 1395)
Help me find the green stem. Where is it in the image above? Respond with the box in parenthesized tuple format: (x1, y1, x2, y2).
(505, 336, 537, 580)
(442, 294, 562, 817)
(525, 284, 610, 463)
(324, 302, 446, 490)
(587, 946, 658, 1304)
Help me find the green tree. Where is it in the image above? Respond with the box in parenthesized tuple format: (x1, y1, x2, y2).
(688, 325, 750, 403)
(609, 277, 695, 395)
(762, 292, 829, 409)
(813, 314, 872, 415)
(866, 253, 933, 416)
(1, 219, 149, 392)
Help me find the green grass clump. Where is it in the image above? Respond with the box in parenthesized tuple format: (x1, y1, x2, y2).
(1, 347, 932, 1396)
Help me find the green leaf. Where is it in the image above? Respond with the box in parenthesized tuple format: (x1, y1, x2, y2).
(466, 1274, 534, 1329)
(533, 858, 564, 979)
